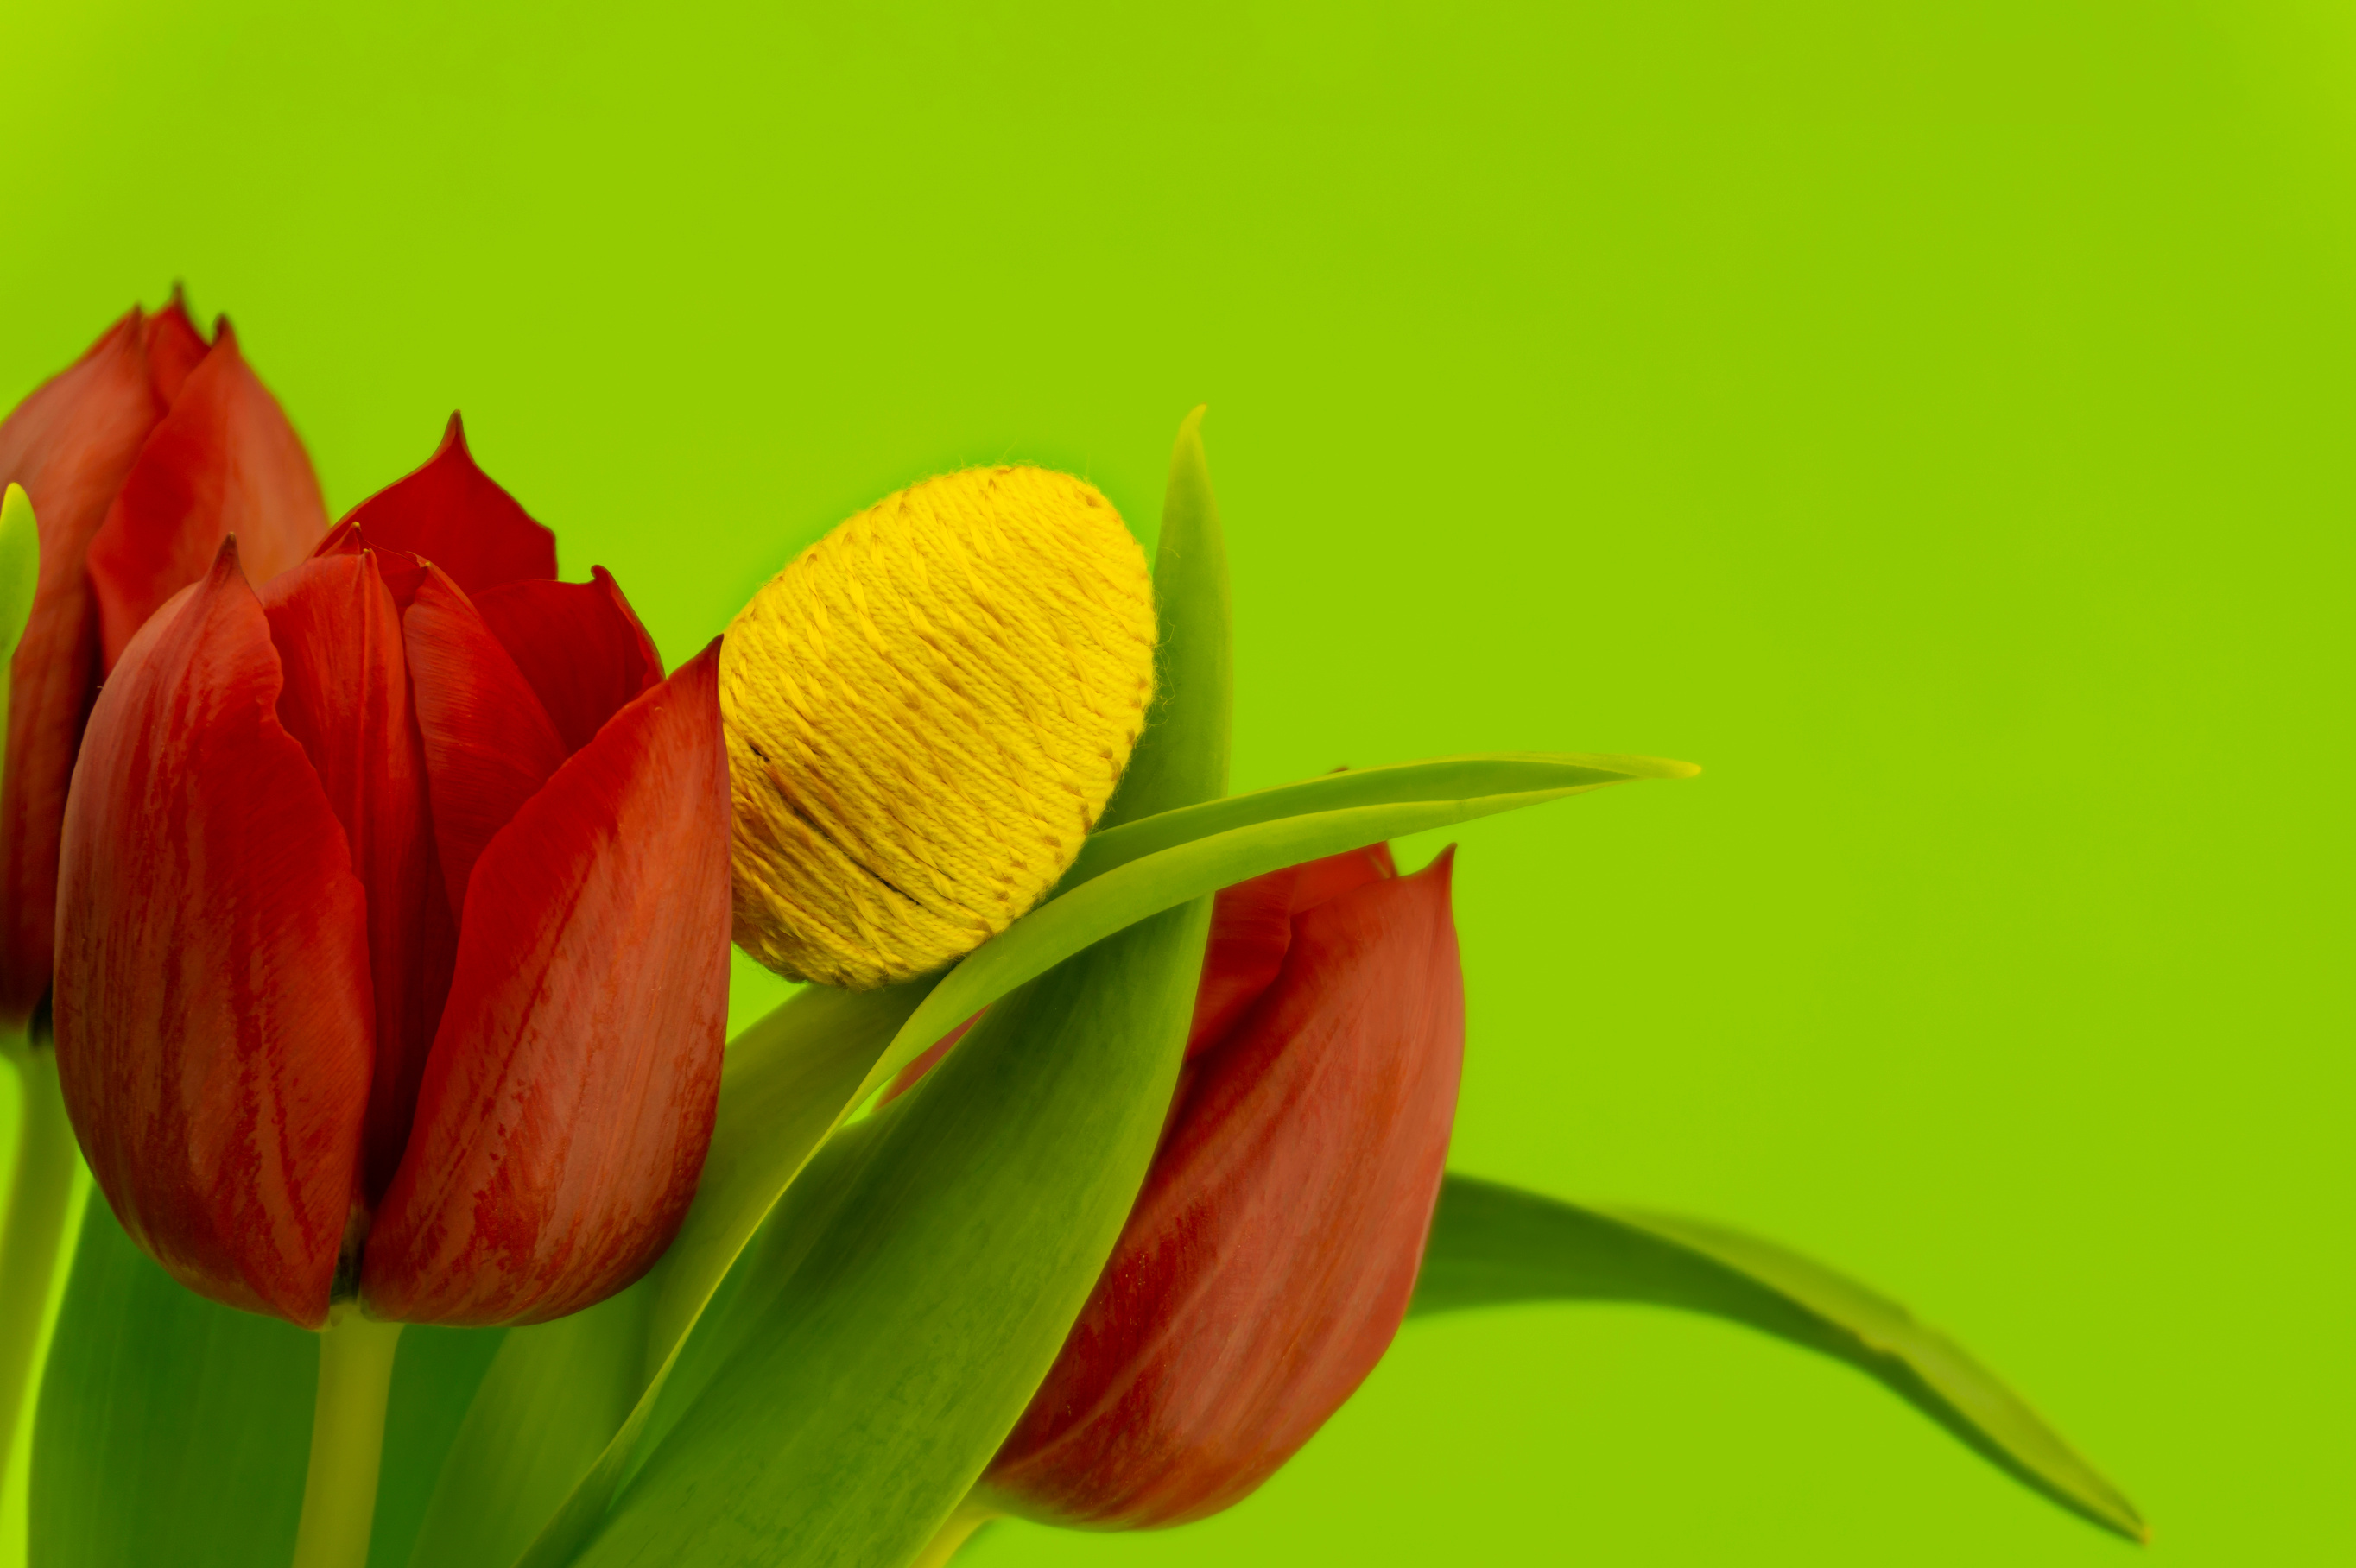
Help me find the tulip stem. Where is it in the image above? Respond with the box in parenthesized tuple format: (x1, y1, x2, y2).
(291, 1308, 404, 1568)
(0, 1041, 80, 1493)
(909, 1497, 998, 1568)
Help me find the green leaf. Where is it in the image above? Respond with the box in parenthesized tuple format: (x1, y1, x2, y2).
(0, 483, 41, 764)
(32, 1200, 313, 1567)
(570, 903, 1211, 1567)
(864, 764, 1687, 1115)
(478, 983, 934, 1568)
(404, 1286, 649, 1568)
(369, 1325, 508, 1568)
(33, 1195, 510, 1568)
(1409, 1174, 2148, 1543)
(1098, 402, 1230, 827)
(1063, 751, 1695, 890)
(645, 982, 935, 1365)
(510, 406, 1236, 1566)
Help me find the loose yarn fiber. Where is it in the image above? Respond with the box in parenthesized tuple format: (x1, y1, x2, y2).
(721, 465, 1158, 989)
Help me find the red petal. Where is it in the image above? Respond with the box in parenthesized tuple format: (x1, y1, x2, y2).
(472, 567, 664, 755)
(1288, 841, 1395, 912)
(986, 849, 1464, 1527)
(336, 414, 558, 594)
(360, 643, 731, 1325)
(402, 566, 570, 911)
(1183, 844, 1395, 1063)
(86, 319, 330, 667)
(51, 541, 373, 1328)
(262, 552, 453, 1204)
(0, 310, 170, 1023)
(140, 290, 211, 408)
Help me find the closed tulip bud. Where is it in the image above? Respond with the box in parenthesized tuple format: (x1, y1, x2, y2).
(53, 421, 731, 1328)
(0, 298, 326, 1027)
(981, 843, 1466, 1527)
(721, 465, 1156, 989)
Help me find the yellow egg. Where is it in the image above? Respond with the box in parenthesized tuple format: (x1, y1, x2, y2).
(720, 465, 1157, 989)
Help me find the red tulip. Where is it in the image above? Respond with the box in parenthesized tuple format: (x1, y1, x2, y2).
(51, 429, 730, 1330)
(981, 842, 1466, 1527)
(0, 299, 327, 1027)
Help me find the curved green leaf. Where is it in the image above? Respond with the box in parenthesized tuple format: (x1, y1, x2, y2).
(370, 1326, 508, 1568)
(511, 408, 1236, 1566)
(32, 1197, 506, 1568)
(405, 1287, 648, 1568)
(863, 773, 1686, 1116)
(560, 408, 1238, 1566)
(576, 905, 1210, 1567)
(1410, 1174, 2147, 1543)
(1097, 402, 1230, 829)
(33, 1201, 312, 1567)
(488, 983, 934, 1568)
(1064, 751, 1695, 889)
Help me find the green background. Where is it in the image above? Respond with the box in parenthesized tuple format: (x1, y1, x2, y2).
(2, 1, 2348, 1563)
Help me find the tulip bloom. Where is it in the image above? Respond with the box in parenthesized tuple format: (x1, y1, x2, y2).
(52, 427, 730, 1329)
(981, 842, 1466, 1527)
(0, 299, 327, 1027)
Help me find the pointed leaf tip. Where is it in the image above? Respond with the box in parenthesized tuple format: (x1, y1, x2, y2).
(1410, 1175, 2146, 1544)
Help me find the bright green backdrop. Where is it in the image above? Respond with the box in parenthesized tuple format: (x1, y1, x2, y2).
(2, 2, 2348, 1563)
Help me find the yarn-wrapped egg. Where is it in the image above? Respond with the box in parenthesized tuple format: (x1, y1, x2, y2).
(720, 465, 1158, 989)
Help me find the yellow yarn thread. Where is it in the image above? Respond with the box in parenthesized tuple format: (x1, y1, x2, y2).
(720, 465, 1158, 989)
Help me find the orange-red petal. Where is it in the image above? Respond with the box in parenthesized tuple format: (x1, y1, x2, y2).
(986, 850, 1463, 1527)
(335, 414, 557, 594)
(52, 541, 372, 1328)
(402, 566, 570, 911)
(263, 550, 452, 1204)
(86, 319, 330, 667)
(1185, 844, 1396, 1062)
(0, 310, 172, 1024)
(360, 643, 731, 1326)
(472, 567, 663, 756)
(140, 291, 210, 408)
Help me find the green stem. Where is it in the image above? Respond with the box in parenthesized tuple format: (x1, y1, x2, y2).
(909, 1497, 998, 1568)
(0, 1042, 79, 1489)
(291, 1309, 404, 1568)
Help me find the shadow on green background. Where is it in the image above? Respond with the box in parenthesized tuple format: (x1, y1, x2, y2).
(2, 1, 2349, 1562)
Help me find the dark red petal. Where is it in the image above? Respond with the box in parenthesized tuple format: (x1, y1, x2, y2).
(86, 319, 331, 667)
(360, 642, 731, 1326)
(471, 567, 664, 756)
(986, 849, 1464, 1527)
(402, 566, 570, 911)
(336, 414, 558, 595)
(262, 551, 453, 1204)
(140, 290, 211, 407)
(0, 310, 170, 1023)
(51, 541, 373, 1329)
(1183, 844, 1394, 1063)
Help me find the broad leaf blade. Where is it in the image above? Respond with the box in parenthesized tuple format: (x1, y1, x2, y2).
(562, 409, 1244, 1553)
(32, 1202, 312, 1567)
(405, 1287, 649, 1568)
(1098, 402, 1229, 827)
(1410, 1174, 2147, 1543)
(512, 413, 1239, 1565)
(494, 983, 934, 1566)
(1065, 751, 1695, 888)
(573, 905, 1211, 1567)
(370, 1326, 507, 1568)
(863, 780, 1675, 1106)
